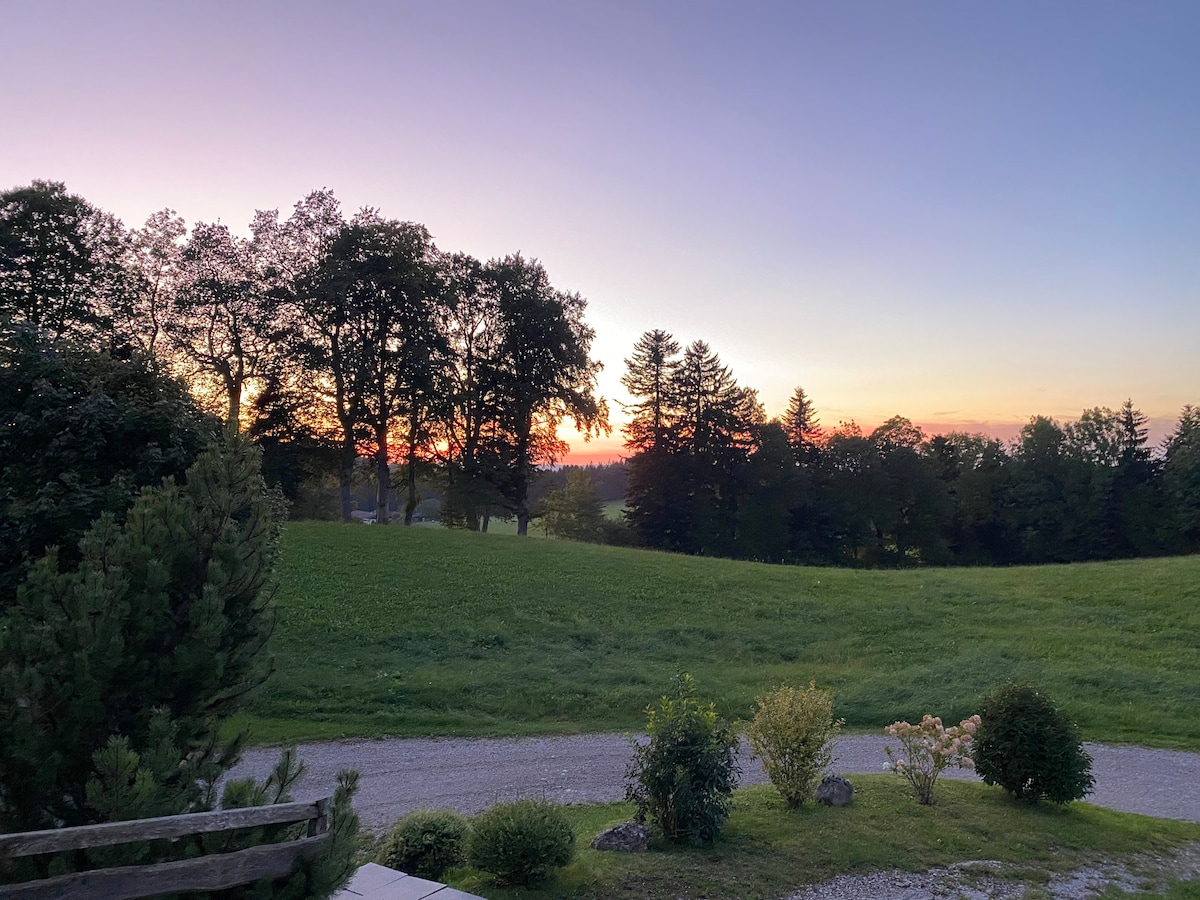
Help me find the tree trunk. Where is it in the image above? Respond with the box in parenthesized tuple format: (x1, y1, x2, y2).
(514, 413, 532, 536)
(375, 424, 390, 524)
(339, 437, 355, 522)
(222, 365, 242, 432)
(404, 446, 418, 526)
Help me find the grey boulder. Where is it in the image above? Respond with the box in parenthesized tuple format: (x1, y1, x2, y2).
(815, 775, 854, 806)
(591, 822, 652, 852)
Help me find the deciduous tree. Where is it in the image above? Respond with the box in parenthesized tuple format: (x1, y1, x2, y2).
(541, 469, 606, 542)
(300, 214, 446, 523)
(0, 181, 126, 343)
(486, 255, 607, 535)
(0, 329, 216, 606)
(166, 221, 286, 429)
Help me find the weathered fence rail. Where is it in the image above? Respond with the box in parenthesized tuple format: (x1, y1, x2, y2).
(0, 798, 330, 899)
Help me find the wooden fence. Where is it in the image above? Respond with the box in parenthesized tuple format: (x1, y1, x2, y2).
(0, 798, 330, 899)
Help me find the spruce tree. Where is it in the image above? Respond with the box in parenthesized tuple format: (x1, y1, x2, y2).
(782, 386, 821, 459)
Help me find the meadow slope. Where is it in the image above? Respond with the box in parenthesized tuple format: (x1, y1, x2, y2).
(237, 522, 1200, 748)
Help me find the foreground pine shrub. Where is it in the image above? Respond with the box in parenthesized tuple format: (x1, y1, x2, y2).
(466, 799, 575, 885)
(745, 682, 843, 809)
(377, 809, 468, 880)
(626, 674, 740, 844)
(973, 683, 1094, 804)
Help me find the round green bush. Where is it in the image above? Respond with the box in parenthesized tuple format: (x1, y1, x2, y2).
(465, 799, 575, 885)
(973, 683, 1094, 804)
(376, 809, 468, 880)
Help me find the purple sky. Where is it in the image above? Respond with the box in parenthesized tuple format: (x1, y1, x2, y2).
(4, 1, 1197, 460)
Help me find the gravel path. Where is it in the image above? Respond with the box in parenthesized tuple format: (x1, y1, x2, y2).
(226, 733, 1200, 833)
(228, 735, 1200, 897)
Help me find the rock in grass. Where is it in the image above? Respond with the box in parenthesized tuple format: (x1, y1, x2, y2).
(815, 775, 854, 806)
(591, 823, 651, 852)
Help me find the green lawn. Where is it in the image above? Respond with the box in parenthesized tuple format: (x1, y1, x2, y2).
(446, 779, 1200, 899)
(236, 522, 1200, 748)
(601, 499, 625, 520)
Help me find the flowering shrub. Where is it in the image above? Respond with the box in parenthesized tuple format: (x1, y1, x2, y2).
(884, 714, 980, 805)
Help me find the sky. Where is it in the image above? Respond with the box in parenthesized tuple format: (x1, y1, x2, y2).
(3, 1, 1198, 462)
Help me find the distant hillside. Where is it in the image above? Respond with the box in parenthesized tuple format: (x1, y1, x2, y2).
(237, 522, 1200, 749)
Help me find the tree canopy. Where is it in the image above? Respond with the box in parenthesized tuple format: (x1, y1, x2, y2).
(2, 178, 1196, 566)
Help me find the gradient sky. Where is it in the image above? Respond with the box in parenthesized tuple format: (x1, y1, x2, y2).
(4, 1, 1198, 462)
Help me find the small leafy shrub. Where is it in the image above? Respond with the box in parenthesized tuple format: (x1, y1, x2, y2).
(973, 683, 1094, 804)
(884, 714, 980, 805)
(744, 681, 843, 809)
(376, 809, 468, 880)
(465, 798, 575, 885)
(625, 674, 740, 845)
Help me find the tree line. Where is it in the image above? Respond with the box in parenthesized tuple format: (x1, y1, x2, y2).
(0, 181, 606, 536)
(618, 329, 1200, 566)
(4, 180, 1198, 567)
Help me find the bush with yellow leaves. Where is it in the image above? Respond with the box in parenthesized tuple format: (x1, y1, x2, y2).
(744, 682, 844, 809)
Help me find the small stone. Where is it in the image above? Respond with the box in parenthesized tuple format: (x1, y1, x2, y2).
(591, 822, 651, 852)
(815, 775, 854, 806)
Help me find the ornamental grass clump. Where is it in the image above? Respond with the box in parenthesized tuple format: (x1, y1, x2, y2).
(884, 714, 980, 805)
(972, 683, 1094, 805)
(744, 681, 843, 809)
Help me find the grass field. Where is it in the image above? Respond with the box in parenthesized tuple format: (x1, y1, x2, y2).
(235, 522, 1200, 748)
(442, 778, 1200, 899)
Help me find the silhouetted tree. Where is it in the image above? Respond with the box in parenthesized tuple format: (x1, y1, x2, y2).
(1011, 416, 1073, 562)
(622, 337, 760, 556)
(435, 252, 505, 530)
(735, 421, 800, 562)
(114, 209, 186, 357)
(782, 386, 822, 461)
(0, 181, 126, 343)
(925, 432, 1017, 564)
(165, 221, 285, 429)
(621, 329, 680, 453)
(1163, 405, 1200, 552)
(300, 214, 446, 524)
(485, 255, 607, 536)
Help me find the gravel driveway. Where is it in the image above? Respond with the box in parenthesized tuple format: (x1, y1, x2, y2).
(226, 733, 1200, 832)
(226, 735, 1200, 897)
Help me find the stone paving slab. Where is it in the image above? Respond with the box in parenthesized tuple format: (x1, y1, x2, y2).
(334, 863, 483, 900)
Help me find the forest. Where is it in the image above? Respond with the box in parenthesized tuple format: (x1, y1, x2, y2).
(3, 179, 1198, 568)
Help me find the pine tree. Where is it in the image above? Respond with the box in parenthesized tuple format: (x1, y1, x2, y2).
(1, 435, 359, 895)
(0, 435, 280, 833)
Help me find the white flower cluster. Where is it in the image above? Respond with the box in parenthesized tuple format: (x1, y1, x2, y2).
(883, 713, 981, 805)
